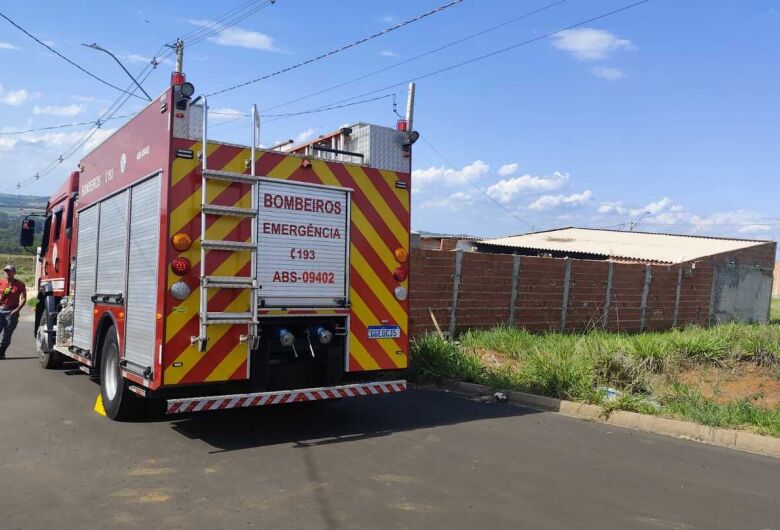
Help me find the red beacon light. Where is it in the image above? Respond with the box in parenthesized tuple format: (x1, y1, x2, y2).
(396, 119, 408, 132)
(171, 71, 186, 86)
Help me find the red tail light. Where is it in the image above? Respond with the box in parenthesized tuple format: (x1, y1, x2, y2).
(393, 266, 408, 282)
(171, 256, 191, 275)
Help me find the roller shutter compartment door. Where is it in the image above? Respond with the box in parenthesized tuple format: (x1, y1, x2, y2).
(72, 205, 98, 350)
(124, 174, 161, 370)
(95, 191, 129, 294)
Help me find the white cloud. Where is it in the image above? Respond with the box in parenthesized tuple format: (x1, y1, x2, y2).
(630, 197, 673, 217)
(598, 201, 627, 215)
(125, 53, 173, 65)
(382, 15, 396, 24)
(210, 107, 246, 122)
(412, 160, 489, 188)
(294, 127, 316, 143)
(497, 163, 519, 177)
(73, 95, 95, 103)
(380, 50, 399, 57)
(83, 128, 117, 153)
(189, 20, 280, 51)
(529, 190, 592, 210)
(0, 42, 19, 50)
(421, 191, 476, 211)
(0, 85, 30, 106)
(486, 171, 568, 204)
(551, 28, 633, 60)
(737, 224, 771, 233)
(33, 104, 84, 117)
(0, 137, 18, 150)
(591, 66, 624, 80)
(42, 40, 55, 47)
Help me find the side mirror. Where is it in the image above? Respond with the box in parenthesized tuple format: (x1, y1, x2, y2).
(20, 219, 35, 247)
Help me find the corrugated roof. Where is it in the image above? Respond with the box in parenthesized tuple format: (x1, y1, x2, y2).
(478, 227, 770, 264)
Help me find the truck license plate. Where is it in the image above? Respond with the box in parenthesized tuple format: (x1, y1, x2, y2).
(367, 325, 401, 339)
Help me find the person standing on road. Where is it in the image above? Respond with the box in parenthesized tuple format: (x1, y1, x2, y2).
(0, 264, 26, 359)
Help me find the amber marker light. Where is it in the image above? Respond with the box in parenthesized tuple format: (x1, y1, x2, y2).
(172, 233, 192, 251)
(394, 248, 408, 263)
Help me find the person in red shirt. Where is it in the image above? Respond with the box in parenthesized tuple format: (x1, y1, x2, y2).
(0, 264, 26, 359)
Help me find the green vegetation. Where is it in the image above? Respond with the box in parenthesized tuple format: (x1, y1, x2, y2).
(0, 253, 36, 286)
(771, 297, 780, 325)
(411, 323, 780, 437)
(0, 193, 47, 255)
(663, 385, 780, 436)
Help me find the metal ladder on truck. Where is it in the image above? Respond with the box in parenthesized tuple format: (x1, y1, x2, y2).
(192, 98, 260, 352)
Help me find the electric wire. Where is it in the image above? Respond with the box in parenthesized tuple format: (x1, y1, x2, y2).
(294, 0, 653, 114)
(3, 0, 555, 138)
(419, 135, 536, 231)
(0, 115, 135, 135)
(264, 0, 568, 113)
(12, 47, 166, 190)
(177, 0, 273, 45)
(206, 0, 465, 97)
(186, 1, 276, 46)
(0, 11, 148, 101)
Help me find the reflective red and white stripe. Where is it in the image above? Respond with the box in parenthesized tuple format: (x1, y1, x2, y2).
(166, 380, 407, 415)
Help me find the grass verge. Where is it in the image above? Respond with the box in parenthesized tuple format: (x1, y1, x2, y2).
(411, 323, 780, 437)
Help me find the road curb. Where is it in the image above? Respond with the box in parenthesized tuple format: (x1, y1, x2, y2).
(427, 379, 780, 459)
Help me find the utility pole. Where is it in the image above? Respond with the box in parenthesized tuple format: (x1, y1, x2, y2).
(174, 39, 184, 73)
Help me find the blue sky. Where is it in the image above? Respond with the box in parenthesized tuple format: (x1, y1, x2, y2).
(1, 0, 779, 246)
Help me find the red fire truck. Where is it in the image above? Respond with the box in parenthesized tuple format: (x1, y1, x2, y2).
(21, 62, 415, 420)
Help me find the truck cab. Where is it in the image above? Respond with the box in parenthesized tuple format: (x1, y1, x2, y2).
(27, 172, 79, 364)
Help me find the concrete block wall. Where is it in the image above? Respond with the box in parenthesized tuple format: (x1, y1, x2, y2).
(409, 249, 715, 337)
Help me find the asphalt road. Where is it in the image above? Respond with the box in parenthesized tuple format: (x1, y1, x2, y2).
(1, 318, 778, 530)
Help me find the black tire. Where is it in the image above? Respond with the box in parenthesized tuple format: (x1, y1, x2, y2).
(99, 327, 142, 421)
(37, 307, 62, 369)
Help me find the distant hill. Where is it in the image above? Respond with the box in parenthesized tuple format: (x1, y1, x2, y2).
(0, 193, 48, 254)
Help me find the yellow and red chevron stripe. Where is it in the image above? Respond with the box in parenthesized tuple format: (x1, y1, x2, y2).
(162, 139, 409, 386)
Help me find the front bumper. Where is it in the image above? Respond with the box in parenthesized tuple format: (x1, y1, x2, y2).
(166, 380, 407, 414)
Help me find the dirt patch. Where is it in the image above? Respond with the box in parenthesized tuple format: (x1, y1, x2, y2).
(678, 363, 780, 409)
(468, 347, 522, 371)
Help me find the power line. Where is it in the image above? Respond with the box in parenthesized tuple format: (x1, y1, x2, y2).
(0, 115, 135, 135)
(0, 0, 554, 145)
(293, 0, 653, 115)
(186, 0, 276, 46)
(177, 0, 272, 44)
(419, 135, 536, 231)
(264, 0, 568, 113)
(12, 48, 166, 190)
(207, 0, 465, 97)
(0, 11, 148, 101)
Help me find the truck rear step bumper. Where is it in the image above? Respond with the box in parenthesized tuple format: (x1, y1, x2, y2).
(166, 380, 407, 415)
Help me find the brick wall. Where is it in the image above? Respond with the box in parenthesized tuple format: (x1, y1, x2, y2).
(409, 250, 715, 337)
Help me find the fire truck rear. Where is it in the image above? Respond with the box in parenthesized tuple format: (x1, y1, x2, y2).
(22, 64, 415, 420)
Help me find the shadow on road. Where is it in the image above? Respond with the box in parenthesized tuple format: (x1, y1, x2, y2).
(169, 388, 535, 453)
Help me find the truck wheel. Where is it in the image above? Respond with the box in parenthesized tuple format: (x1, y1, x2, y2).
(37, 308, 62, 369)
(100, 327, 142, 421)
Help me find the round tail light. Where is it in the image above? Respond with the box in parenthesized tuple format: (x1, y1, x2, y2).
(171, 256, 191, 275)
(393, 266, 408, 282)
